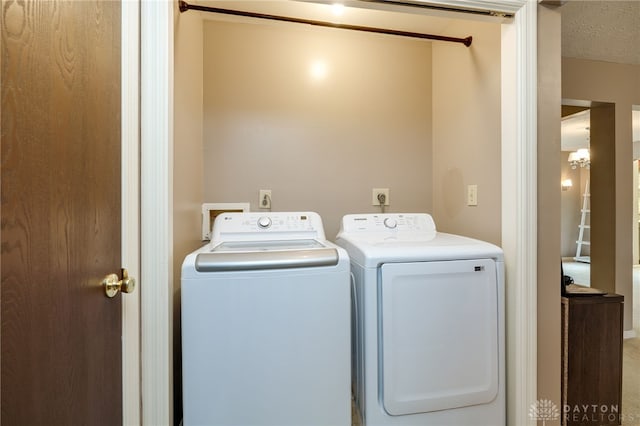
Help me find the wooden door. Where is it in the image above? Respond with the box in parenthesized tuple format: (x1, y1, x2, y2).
(1, 1, 122, 424)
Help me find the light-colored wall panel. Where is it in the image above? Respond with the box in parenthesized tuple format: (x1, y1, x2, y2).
(590, 102, 617, 294)
(432, 19, 502, 246)
(537, 4, 562, 422)
(201, 20, 433, 239)
(174, 8, 204, 277)
(561, 151, 582, 257)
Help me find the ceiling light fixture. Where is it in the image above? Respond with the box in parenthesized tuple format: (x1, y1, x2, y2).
(568, 148, 590, 169)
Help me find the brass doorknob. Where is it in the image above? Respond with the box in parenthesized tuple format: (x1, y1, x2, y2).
(102, 269, 136, 298)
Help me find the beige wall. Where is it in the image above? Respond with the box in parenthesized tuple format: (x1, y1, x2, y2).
(201, 19, 438, 239)
(538, 4, 562, 423)
(590, 102, 617, 292)
(199, 18, 501, 243)
(173, 6, 204, 420)
(562, 57, 640, 332)
(634, 160, 639, 265)
(432, 18, 502, 246)
(173, 9, 204, 277)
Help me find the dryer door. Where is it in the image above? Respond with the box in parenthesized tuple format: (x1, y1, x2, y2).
(379, 259, 499, 416)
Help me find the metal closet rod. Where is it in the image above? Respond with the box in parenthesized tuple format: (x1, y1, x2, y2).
(178, 0, 472, 47)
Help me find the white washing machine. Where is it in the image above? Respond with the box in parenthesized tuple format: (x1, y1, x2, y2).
(335, 213, 505, 426)
(181, 212, 351, 426)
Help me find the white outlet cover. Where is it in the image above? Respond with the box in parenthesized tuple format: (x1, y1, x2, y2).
(259, 190, 272, 209)
(372, 188, 390, 206)
(467, 185, 478, 206)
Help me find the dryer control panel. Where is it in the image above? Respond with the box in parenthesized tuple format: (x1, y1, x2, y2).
(339, 213, 437, 234)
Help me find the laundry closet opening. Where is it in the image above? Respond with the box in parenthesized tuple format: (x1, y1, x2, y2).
(173, 1, 505, 422)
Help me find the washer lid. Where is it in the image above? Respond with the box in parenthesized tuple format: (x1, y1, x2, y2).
(195, 248, 339, 272)
(213, 239, 327, 252)
(196, 239, 339, 272)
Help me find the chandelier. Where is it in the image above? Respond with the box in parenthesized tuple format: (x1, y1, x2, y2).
(568, 148, 590, 169)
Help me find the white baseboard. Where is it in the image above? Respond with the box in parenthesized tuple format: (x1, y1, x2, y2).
(624, 329, 637, 340)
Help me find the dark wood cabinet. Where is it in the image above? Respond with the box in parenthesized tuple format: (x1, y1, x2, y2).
(561, 294, 623, 426)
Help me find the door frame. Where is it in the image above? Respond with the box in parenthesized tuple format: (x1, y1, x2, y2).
(138, 1, 538, 425)
(122, 0, 141, 424)
(140, 0, 175, 424)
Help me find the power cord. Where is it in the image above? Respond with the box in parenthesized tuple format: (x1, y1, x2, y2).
(377, 193, 386, 213)
(261, 193, 272, 211)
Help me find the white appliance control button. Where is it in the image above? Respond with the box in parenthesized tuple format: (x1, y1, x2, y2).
(257, 216, 272, 229)
(383, 218, 398, 229)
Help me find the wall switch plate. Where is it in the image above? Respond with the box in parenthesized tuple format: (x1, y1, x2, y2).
(259, 189, 272, 209)
(372, 188, 390, 206)
(467, 185, 478, 206)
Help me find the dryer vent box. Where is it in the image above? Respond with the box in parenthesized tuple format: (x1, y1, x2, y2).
(201, 203, 250, 241)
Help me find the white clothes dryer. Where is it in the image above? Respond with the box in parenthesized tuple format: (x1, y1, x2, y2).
(181, 212, 351, 426)
(335, 213, 505, 426)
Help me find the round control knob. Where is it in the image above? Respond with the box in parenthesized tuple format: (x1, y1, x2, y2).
(257, 216, 272, 229)
(383, 218, 398, 229)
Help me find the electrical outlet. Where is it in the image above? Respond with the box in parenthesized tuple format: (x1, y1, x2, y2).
(467, 185, 478, 206)
(259, 189, 272, 209)
(372, 188, 390, 206)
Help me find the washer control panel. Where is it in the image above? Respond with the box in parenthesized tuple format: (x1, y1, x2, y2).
(339, 213, 436, 234)
(383, 217, 398, 229)
(212, 212, 325, 241)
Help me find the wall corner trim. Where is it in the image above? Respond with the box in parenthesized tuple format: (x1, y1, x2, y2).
(502, 1, 538, 425)
(141, 0, 175, 424)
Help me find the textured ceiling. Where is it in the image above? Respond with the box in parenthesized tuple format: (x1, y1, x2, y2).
(561, 0, 640, 65)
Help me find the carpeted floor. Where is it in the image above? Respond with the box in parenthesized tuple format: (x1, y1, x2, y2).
(563, 261, 640, 424)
